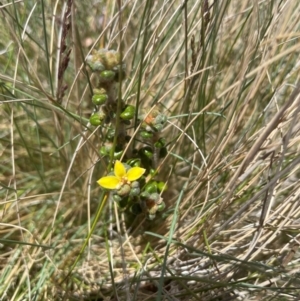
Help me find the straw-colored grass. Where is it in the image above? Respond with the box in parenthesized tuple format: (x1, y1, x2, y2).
(1, 0, 300, 300)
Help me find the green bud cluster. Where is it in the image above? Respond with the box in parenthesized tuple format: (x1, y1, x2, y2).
(88, 48, 169, 220)
(89, 111, 106, 126)
(92, 88, 108, 106)
(99, 142, 124, 159)
(87, 49, 127, 126)
(87, 49, 125, 74)
(139, 180, 166, 219)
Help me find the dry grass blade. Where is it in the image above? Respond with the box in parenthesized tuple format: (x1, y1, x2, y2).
(1, 1, 300, 301)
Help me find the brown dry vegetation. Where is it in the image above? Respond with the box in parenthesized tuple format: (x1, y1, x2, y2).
(1, 0, 300, 300)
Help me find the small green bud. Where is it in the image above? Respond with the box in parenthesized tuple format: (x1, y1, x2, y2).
(130, 187, 140, 197)
(126, 158, 141, 167)
(139, 147, 153, 159)
(99, 146, 109, 156)
(113, 194, 122, 202)
(113, 150, 123, 160)
(99, 143, 123, 159)
(149, 192, 160, 202)
(157, 201, 166, 211)
(131, 181, 140, 188)
(92, 94, 108, 105)
(140, 131, 153, 139)
(90, 113, 104, 126)
(154, 138, 166, 148)
(153, 124, 163, 132)
(155, 114, 167, 124)
(140, 191, 150, 199)
(149, 169, 156, 176)
(120, 105, 135, 120)
(99, 70, 116, 82)
(144, 149, 153, 159)
(106, 128, 115, 140)
(145, 181, 157, 194)
(157, 181, 167, 192)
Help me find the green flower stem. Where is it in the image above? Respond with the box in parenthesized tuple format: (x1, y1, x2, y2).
(62, 190, 108, 282)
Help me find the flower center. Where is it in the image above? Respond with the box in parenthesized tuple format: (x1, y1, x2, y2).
(120, 176, 130, 185)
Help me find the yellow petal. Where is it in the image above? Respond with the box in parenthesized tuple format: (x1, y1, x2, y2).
(127, 167, 146, 182)
(97, 176, 120, 189)
(114, 160, 126, 178)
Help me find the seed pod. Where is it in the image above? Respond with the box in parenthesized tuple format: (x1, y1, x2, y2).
(99, 70, 116, 82)
(131, 181, 140, 189)
(92, 94, 108, 106)
(99, 146, 109, 156)
(113, 150, 123, 160)
(106, 128, 115, 140)
(127, 158, 141, 167)
(154, 138, 166, 148)
(149, 169, 156, 176)
(120, 105, 135, 120)
(86, 55, 105, 72)
(140, 191, 150, 199)
(155, 114, 167, 125)
(139, 147, 153, 159)
(140, 131, 153, 139)
(113, 194, 122, 202)
(153, 124, 163, 132)
(157, 201, 166, 211)
(89, 113, 103, 126)
(157, 181, 167, 192)
(117, 184, 131, 196)
(149, 192, 160, 202)
(130, 187, 140, 197)
(145, 181, 158, 194)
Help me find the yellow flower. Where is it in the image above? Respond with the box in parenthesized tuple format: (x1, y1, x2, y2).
(97, 160, 146, 190)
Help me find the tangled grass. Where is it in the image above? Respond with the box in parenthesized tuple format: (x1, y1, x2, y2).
(1, 0, 300, 300)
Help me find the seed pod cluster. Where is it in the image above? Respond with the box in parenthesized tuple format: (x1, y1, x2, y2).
(87, 49, 137, 138)
(87, 49, 125, 74)
(88, 49, 169, 220)
(140, 189, 166, 220)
